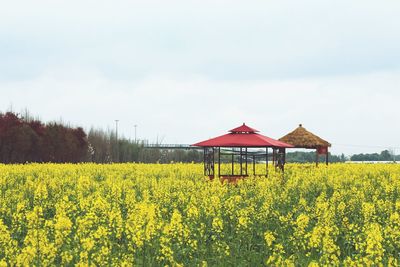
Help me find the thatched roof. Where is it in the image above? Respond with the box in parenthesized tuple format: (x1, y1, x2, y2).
(279, 124, 331, 149)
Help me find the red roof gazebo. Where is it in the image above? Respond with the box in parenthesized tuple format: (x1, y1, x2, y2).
(193, 123, 293, 181)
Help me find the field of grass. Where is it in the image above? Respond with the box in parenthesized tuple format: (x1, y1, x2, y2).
(1, 163, 400, 266)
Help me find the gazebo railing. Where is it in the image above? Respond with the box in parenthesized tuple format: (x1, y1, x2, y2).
(202, 147, 286, 179)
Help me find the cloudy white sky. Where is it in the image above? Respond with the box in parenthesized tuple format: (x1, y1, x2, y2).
(1, 0, 400, 155)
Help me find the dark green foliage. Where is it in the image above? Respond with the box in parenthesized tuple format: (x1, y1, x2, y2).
(286, 151, 345, 163)
(350, 150, 397, 162)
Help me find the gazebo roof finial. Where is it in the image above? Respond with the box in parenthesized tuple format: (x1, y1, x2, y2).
(193, 123, 293, 148)
(229, 123, 259, 133)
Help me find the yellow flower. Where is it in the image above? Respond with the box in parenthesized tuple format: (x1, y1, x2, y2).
(264, 231, 275, 247)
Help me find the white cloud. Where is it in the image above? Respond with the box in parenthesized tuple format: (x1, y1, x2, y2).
(1, 0, 400, 81)
(1, 1, 400, 156)
(2, 67, 400, 155)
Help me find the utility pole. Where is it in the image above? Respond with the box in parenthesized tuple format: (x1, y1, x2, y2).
(134, 124, 137, 143)
(115, 120, 119, 163)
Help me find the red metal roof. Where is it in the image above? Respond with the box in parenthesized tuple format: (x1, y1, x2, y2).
(193, 123, 294, 148)
(229, 123, 259, 133)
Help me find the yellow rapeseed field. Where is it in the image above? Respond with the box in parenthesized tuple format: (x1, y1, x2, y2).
(1, 163, 400, 266)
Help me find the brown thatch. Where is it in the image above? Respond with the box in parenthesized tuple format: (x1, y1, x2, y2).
(279, 124, 331, 149)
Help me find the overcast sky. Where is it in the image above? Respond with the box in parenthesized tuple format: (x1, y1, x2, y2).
(1, 0, 400, 155)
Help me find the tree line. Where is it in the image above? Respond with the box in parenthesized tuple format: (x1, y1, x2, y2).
(87, 127, 203, 163)
(0, 111, 203, 164)
(286, 150, 400, 163)
(5, 110, 379, 164)
(350, 150, 398, 162)
(0, 112, 87, 163)
(285, 151, 346, 163)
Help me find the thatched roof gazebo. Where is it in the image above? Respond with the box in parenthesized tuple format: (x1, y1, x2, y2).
(279, 124, 331, 165)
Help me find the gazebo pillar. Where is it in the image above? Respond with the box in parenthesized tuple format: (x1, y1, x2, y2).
(265, 147, 268, 177)
(218, 147, 221, 177)
(245, 147, 249, 176)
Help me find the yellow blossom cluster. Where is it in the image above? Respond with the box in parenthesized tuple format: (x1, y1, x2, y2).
(0, 163, 400, 265)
